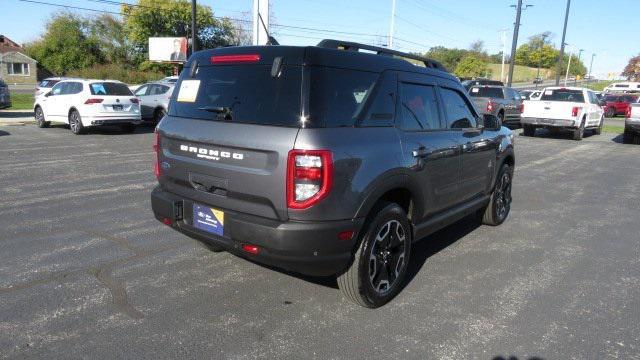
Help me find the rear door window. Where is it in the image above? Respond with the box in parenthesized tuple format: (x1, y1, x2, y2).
(399, 83, 442, 131)
(89, 82, 132, 96)
(134, 85, 149, 96)
(469, 87, 504, 98)
(541, 89, 585, 102)
(440, 88, 477, 129)
(172, 65, 302, 127)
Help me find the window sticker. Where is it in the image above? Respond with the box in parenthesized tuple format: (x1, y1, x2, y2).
(471, 88, 480, 93)
(177, 80, 200, 102)
(91, 83, 106, 95)
(544, 90, 554, 95)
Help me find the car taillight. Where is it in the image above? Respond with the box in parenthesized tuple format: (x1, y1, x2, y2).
(287, 149, 333, 209)
(626, 107, 632, 118)
(518, 103, 524, 113)
(153, 131, 161, 180)
(211, 54, 261, 64)
(486, 100, 494, 113)
(84, 98, 104, 104)
(130, 98, 139, 104)
(571, 106, 580, 117)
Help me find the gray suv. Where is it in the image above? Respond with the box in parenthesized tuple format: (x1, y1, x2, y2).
(151, 40, 515, 308)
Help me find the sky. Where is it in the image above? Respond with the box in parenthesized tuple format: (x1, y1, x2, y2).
(2, 0, 638, 78)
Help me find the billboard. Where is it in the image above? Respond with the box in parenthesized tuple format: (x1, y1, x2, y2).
(149, 37, 188, 62)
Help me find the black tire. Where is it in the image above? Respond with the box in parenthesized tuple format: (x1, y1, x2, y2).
(594, 116, 604, 135)
(481, 164, 513, 226)
(153, 108, 166, 124)
(69, 110, 85, 135)
(337, 202, 412, 308)
(572, 118, 585, 141)
(34, 106, 49, 128)
(605, 107, 615, 118)
(522, 124, 535, 137)
(120, 123, 136, 133)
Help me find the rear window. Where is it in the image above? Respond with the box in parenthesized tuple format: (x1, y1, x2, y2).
(540, 89, 585, 103)
(469, 87, 504, 98)
(171, 65, 302, 127)
(605, 95, 619, 101)
(89, 82, 132, 96)
(309, 67, 378, 127)
(39, 80, 60, 88)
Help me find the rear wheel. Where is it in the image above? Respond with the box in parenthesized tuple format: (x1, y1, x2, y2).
(337, 202, 411, 308)
(481, 164, 513, 226)
(605, 107, 615, 118)
(69, 110, 85, 135)
(35, 106, 49, 128)
(522, 124, 535, 137)
(120, 123, 136, 133)
(572, 119, 585, 141)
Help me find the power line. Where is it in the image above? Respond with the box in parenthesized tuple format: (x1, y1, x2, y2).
(18, 0, 122, 15)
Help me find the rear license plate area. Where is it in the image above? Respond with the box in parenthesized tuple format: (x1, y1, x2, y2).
(113, 105, 123, 111)
(192, 203, 224, 236)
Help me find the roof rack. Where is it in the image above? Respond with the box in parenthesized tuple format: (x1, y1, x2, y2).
(316, 39, 448, 72)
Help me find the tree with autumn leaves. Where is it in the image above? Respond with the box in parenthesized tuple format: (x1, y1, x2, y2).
(622, 55, 640, 81)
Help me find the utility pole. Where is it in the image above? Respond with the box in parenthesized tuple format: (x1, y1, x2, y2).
(555, 0, 571, 85)
(575, 48, 584, 86)
(191, 0, 197, 54)
(252, 0, 270, 45)
(588, 53, 596, 82)
(507, 1, 532, 87)
(535, 33, 549, 89)
(500, 29, 508, 83)
(564, 45, 573, 86)
(388, 0, 397, 48)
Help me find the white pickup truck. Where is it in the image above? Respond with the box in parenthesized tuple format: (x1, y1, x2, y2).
(624, 100, 640, 144)
(521, 87, 605, 140)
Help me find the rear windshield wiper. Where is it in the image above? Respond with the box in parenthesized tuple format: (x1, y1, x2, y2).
(197, 106, 235, 121)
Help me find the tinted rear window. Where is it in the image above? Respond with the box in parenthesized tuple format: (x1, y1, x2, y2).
(540, 89, 584, 103)
(469, 87, 504, 98)
(89, 82, 132, 96)
(171, 65, 302, 127)
(309, 67, 378, 127)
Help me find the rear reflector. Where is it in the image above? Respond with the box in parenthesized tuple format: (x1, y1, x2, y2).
(572, 106, 580, 117)
(153, 131, 161, 180)
(84, 98, 104, 104)
(338, 230, 355, 241)
(211, 54, 261, 64)
(242, 244, 259, 255)
(162, 217, 173, 226)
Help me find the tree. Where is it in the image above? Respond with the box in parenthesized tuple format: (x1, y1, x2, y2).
(24, 13, 104, 75)
(88, 14, 130, 64)
(424, 46, 469, 72)
(121, 0, 236, 64)
(454, 55, 490, 79)
(622, 55, 640, 81)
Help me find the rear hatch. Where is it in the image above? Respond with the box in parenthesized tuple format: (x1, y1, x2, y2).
(87, 82, 139, 116)
(158, 46, 306, 221)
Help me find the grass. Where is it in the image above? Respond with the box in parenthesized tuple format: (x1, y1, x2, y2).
(583, 81, 614, 92)
(603, 124, 624, 134)
(8, 92, 34, 110)
(487, 63, 555, 83)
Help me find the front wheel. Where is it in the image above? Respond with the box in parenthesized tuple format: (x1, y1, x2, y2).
(522, 124, 535, 137)
(481, 164, 513, 226)
(35, 106, 49, 128)
(572, 119, 585, 141)
(594, 116, 604, 135)
(337, 202, 412, 308)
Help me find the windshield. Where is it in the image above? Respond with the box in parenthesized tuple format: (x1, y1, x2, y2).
(171, 65, 302, 127)
(89, 82, 132, 96)
(605, 95, 619, 102)
(540, 89, 585, 103)
(39, 80, 60, 88)
(469, 87, 504, 98)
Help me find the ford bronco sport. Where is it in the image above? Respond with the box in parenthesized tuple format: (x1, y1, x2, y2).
(151, 40, 515, 308)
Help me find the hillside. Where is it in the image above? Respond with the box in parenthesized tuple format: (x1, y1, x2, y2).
(487, 63, 556, 83)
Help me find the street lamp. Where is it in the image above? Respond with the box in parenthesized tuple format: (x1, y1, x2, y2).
(535, 33, 549, 89)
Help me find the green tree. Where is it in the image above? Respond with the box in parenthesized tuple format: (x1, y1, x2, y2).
(88, 14, 130, 64)
(24, 13, 104, 75)
(122, 0, 236, 64)
(424, 46, 469, 72)
(454, 55, 490, 79)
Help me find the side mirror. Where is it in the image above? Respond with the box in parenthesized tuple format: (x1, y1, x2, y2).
(44, 91, 52, 97)
(483, 114, 501, 130)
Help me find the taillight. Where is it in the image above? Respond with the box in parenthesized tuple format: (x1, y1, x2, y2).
(626, 107, 632, 118)
(84, 98, 104, 105)
(153, 131, 161, 180)
(486, 100, 494, 113)
(287, 149, 333, 209)
(130, 98, 139, 104)
(211, 54, 261, 64)
(571, 107, 580, 117)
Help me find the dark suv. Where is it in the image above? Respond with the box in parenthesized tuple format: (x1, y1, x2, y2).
(151, 40, 515, 308)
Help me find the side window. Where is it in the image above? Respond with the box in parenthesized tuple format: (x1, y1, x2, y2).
(51, 83, 64, 95)
(399, 83, 442, 131)
(67, 82, 82, 95)
(361, 74, 395, 127)
(440, 88, 477, 129)
(134, 85, 149, 96)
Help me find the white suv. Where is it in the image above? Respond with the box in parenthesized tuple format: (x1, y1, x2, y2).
(34, 79, 142, 134)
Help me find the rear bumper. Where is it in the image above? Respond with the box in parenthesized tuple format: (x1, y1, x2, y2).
(521, 117, 576, 128)
(151, 186, 363, 277)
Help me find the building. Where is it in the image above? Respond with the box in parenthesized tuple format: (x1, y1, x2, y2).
(0, 35, 37, 87)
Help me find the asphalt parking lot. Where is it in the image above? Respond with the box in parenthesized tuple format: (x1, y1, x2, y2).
(0, 123, 638, 359)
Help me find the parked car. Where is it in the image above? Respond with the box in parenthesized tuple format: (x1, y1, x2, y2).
(0, 79, 11, 109)
(150, 40, 515, 308)
(603, 94, 639, 117)
(468, 85, 524, 127)
(624, 99, 640, 144)
(521, 87, 605, 140)
(532, 77, 543, 84)
(35, 77, 75, 97)
(160, 76, 179, 84)
(461, 78, 504, 91)
(33, 79, 141, 134)
(134, 81, 175, 123)
(604, 82, 640, 94)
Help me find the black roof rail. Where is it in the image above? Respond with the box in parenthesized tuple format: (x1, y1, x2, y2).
(316, 39, 448, 72)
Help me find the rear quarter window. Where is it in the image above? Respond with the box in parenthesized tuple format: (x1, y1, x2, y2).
(89, 82, 132, 96)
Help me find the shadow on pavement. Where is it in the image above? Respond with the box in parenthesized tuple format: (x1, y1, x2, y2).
(0, 130, 10, 136)
(519, 128, 598, 140)
(0, 111, 34, 119)
(493, 356, 545, 360)
(42, 123, 156, 135)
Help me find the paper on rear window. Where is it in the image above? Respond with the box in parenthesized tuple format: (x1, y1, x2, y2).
(89, 82, 132, 96)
